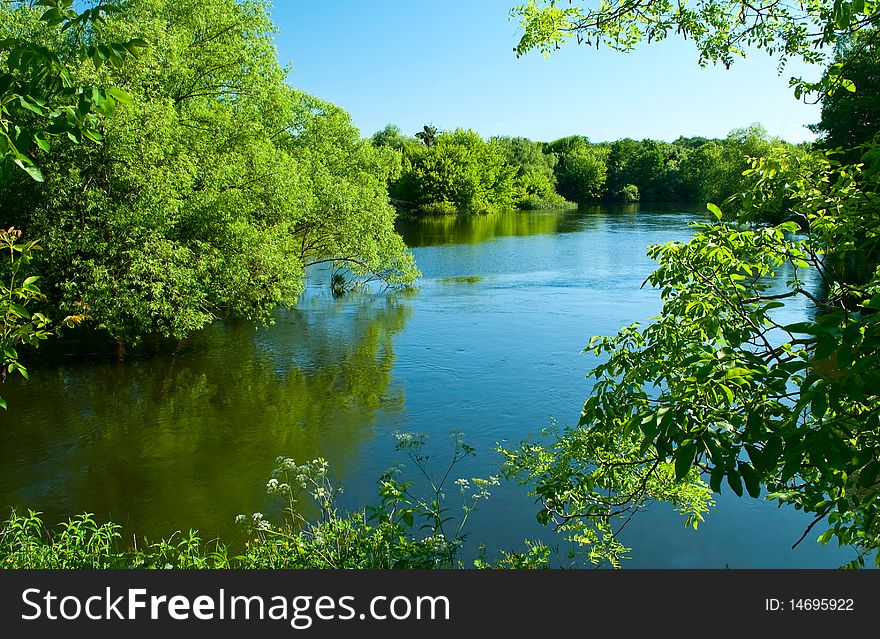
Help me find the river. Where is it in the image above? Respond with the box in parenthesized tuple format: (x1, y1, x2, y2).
(0, 204, 856, 567)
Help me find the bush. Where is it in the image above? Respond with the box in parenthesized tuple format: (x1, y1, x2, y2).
(617, 184, 640, 202)
(517, 195, 578, 210)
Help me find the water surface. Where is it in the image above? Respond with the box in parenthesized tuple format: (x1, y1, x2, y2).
(0, 204, 856, 567)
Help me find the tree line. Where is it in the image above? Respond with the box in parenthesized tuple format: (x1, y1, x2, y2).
(370, 121, 803, 214)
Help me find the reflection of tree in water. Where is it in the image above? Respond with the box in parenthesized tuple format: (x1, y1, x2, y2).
(397, 208, 586, 247)
(396, 204, 695, 248)
(0, 293, 413, 541)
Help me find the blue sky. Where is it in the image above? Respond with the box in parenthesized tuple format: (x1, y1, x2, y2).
(270, 1, 822, 143)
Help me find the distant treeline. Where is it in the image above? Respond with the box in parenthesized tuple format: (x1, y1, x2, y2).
(371, 123, 805, 215)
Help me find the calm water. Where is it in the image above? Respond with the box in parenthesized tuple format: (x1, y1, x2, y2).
(0, 204, 857, 567)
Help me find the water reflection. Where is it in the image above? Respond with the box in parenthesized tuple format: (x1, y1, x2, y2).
(396, 204, 686, 248)
(397, 207, 585, 247)
(0, 204, 858, 567)
(0, 293, 412, 540)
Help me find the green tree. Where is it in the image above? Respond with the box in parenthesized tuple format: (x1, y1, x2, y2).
(553, 145, 607, 202)
(604, 138, 689, 202)
(415, 124, 438, 147)
(492, 135, 563, 205)
(0, 0, 147, 182)
(678, 125, 789, 206)
(1, 0, 143, 408)
(371, 124, 413, 151)
(2, 0, 417, 344)
(810, 28, 880, 160)
(512, 0, 867, 96)
(393, 129, 518, 214)
(604, 137, 639, 199)
(505, 0, 880, 566)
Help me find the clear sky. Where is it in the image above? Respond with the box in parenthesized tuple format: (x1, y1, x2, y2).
(269, 0, 823, 144)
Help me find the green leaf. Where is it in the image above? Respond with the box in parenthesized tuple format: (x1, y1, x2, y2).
(12, 158, 44, 181)
(18, 96, 44, 115)
(811, 392, 828, 420)
(724, 367, 753, 381)
(7, 303, 31, 318)
(706, 202, 723, 221)
(784, 321, 821, 335)
(40, 8, 64, 25)
(106, 87, 133, 105)
(726, 468, 743, 496)
(33, 134, 50, 152)
(674, 441, 697, 480)
(762, 437, 784, 471)
(0, 397, 6, 411)
(709, 465, 725, 493)
(81, 128, 103, 144)
(858, 461, 880, 488)
(718, 383, 734, 404)
(23, 164, 44, 181)
(739, 461, 761, 498)
(745, 444, 764, 472)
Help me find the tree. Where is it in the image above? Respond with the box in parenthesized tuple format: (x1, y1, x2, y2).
(2, 0, 418, 344)
(1, 0, 142, 408)
(392, 129, 518, 214)
(504, 0, 880, 566)
(678, 125, 789, 206)
(512, 0, 870, 97)
(371, 124, 413, 151)
(553, 145, 607, 202)
(415, 124, 438, 147)
(810, 28, 880, 160)
(0, 0, 146, 181)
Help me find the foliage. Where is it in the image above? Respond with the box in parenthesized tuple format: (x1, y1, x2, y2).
(383, 122, 794, 212)
(615, 183, 640, 202)
(2, 0, 417, 344)
(0, 0, 147, 182)
(502, 419, 713, 567)
(681, 125, 791, 205)
(0, 228, 85, 410)
(512, 0, 876, 98)
(371, 123, 413, 151)
(0, 510, 123, 569)
(0, 1, 140, 408)
(506, 0, 880, 567)
(392, 128, 518, 214)
(492, 135, 563, 205)
(0, 434, 549, 569)
(239, 433, 507, 568)
(517, 194, 578, 210)
(553, 143, 607, 202)
(810, 28, 880, 160)
(543, 129, 792, 205)
(415, 124, 438, 148)
(504, 159, 880, 564)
